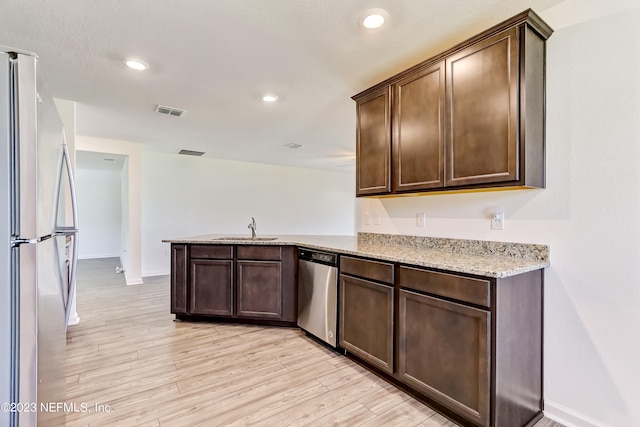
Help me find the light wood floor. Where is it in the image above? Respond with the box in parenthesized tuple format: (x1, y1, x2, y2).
(66, 258, 564, 427)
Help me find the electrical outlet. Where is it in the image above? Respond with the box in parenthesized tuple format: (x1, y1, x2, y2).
(416, 212, 426, 227)
(364, 214, 371, 225)
(491, 212, 505, 230)
(373, 215, 381, 225)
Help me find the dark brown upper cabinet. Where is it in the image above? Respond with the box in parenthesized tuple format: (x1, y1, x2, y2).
(353, 9, 553, 197)
(446, 27, 519, 187)
(356, 87, 391, 196)
(392, 61, 445, 192)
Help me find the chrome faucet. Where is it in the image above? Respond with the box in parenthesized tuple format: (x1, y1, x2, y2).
(248, 217, 256, 239)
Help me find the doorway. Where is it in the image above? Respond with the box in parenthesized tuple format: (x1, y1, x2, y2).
(75, 150, 126, 274)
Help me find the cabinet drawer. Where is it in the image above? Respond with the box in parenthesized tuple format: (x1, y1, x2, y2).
(237, 246, 282, 261)
(340, 256, 394, 284)
(190, 245, 233, 260)
(398, 266, 490, 308)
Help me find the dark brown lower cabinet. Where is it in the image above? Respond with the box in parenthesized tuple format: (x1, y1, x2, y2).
(170, 244, 188, 314)
(336, 261, 543, 427)
(170, 244, 297, 325)
(189, 259, 233, 316)
(393, 267, 543, 427)
(398, 289, 490, 426)
(169, 244, 543, 427)
(339, 274, 394, 374)
(237, 260, 282, 319)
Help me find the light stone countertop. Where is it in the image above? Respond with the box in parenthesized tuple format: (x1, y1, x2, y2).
(162, 233, 550, 278)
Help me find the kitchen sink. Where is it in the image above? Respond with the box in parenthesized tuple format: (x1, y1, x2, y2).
(212, 237, 279, 241)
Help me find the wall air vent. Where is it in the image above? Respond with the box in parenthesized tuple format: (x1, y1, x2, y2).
(284, 143, 303, 149)
(177, 149, 205, 156)
(155, 104, 186, 117)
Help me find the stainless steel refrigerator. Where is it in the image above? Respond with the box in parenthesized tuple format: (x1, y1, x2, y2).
(1, 47, 79, 426)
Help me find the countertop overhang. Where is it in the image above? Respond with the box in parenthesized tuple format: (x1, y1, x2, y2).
(163, 233, 549, 278)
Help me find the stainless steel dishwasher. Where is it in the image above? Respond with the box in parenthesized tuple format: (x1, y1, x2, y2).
(297, 248, 338, 348)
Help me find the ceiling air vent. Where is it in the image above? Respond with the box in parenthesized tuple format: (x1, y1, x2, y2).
(177, 149, 205, 156)
(284, 143, 303, 149)
(155, 104, 186, 117)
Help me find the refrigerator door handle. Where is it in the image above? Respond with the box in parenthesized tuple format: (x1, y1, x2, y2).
(52, 132, 78, 234)
(62, 135, 79, 329)
(62, 133, 79, 231)
(52, 132, 79, 327)
(65, 230, 78, 328)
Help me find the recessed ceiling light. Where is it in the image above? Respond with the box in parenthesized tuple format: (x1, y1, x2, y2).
(262, 94, 278, 102)
(123, 58, 149, 71)
(361, 8, 389, 29)
(363, 14, 384, 28)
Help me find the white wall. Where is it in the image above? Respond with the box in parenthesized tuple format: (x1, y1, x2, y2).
(121, 156, 130, 274)
(357, 4, 640, 427)
(76, 167, 122, 258)
(76, 136, 143, 285)
(53, 98, 76, 170)
(74, 136, 354, 281)
(141, 151, 355, 276)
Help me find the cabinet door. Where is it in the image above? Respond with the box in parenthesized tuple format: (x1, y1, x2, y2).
(170, 244, 188, 314)
(356, 87, 391, 196)
(392, 62, 445, 192)
(236, 261, 282, 319)
(398, 289, 490, 426)
(279, 246, 298, 323)
(339, 275, 393, 374)
(189, 259, 233, 316)
(446, 27, 519, 187)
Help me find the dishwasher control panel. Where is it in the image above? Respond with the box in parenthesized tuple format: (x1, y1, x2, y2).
(298, 249, 337, 266)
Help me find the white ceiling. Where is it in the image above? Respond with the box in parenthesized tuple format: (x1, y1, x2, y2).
(1, 0, 563, 172)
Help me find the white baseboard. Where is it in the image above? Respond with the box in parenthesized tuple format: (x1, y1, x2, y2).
(124, 271, 144, 286)
(78, 253, 121, 260)
(545, 401, 609, 427)
(67, 311, 80, 326)
(142, 271, 170, 278)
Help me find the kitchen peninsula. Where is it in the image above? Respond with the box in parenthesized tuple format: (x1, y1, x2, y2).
(163, 232, 549, 427)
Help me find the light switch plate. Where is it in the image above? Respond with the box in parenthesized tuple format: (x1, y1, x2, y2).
(416, 212, 426, 227)
(491, 212, 505, 230)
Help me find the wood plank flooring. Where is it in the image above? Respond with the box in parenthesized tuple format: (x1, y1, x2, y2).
(66, 258, 564, 427)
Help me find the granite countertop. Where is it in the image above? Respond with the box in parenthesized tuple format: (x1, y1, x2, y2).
(163, 233, 550, 278)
